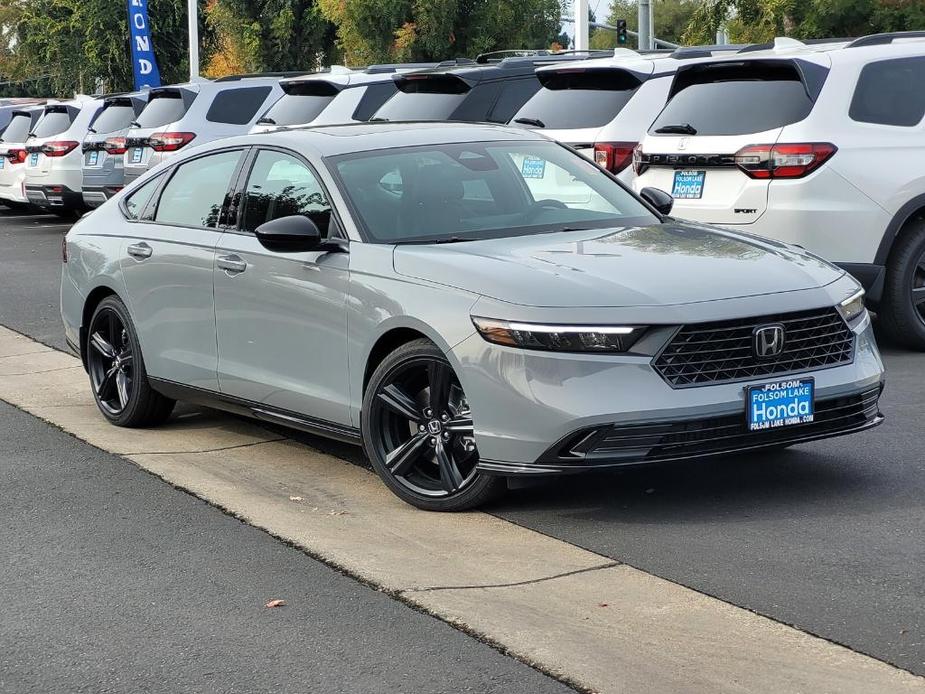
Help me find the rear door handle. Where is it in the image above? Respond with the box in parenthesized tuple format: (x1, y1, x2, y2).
(216, 254, 247, 275)
(126, 242, 152, 260)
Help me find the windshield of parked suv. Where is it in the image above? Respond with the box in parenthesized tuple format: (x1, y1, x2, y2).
(135, 92, 189, 128)
(330, 140, 655, 243)
(261, 82, 339, 126)
(91, 101, 137, 134)
(32, 109, 74, 137)
(1, 114, 33, 142)
(514, 69, 642, 129)
(650, 62, 815, 136)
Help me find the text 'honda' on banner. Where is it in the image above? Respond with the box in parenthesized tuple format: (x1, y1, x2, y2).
(127, 0, 162, 90)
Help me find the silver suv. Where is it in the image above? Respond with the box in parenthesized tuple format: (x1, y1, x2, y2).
(123, 75, 287, 185)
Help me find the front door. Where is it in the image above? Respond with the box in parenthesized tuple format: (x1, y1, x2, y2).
(213, 148, 350, 426)
(119, 148, 244, 390)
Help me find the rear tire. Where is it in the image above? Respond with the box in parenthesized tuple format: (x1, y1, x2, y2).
(362, 339, 505, 511)
(86, 296, 175, 427)
(881, 221, 925, 350)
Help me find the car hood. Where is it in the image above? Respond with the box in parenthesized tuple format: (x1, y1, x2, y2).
(392, 221, 845, 307)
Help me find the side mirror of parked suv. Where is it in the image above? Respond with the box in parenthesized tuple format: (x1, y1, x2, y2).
(255, 215, 323, 253)
(639, 187, 674, 216)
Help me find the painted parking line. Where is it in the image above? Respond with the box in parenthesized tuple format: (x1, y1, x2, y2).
(0, 324, 921, 694)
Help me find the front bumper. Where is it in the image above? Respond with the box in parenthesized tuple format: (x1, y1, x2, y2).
(25, 184, 84, 210)
(455, 305, 884, 474)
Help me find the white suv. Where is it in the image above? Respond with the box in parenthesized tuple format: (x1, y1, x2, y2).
(0, 104, 47, 210)
(632, 33, 925, 348)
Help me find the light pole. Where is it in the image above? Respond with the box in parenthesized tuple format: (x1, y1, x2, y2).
(574, 0, 589, 51)
(188, 0, 199, 80)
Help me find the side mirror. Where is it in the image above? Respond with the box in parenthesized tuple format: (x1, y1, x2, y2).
(255, 215, 322, 253)
(639, 187, 674, 216)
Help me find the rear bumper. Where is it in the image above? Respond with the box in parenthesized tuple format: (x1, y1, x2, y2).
(25, 184, 84, 210)
(81, 185, 122, 208)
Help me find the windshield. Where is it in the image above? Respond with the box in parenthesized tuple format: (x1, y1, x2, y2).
(514, 69, 641, 129)
(32, 109, 74, 138)
(1, 114, 33, 142)
(135, 93, 189, 128)
(329, 140, 654, 244)
(91, 102, 137, 134)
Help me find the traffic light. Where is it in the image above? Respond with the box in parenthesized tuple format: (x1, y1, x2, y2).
(616, 18, 627, 45)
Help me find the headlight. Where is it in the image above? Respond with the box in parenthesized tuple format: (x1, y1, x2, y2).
(837, 288, 866, 323)
(471, 317, 645, 353)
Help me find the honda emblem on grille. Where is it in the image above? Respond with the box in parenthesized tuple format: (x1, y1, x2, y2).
(753, 324, 786, 359)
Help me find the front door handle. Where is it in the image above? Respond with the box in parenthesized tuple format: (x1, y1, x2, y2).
(216, 254, 247, 275)
(126, 242, 152, 260)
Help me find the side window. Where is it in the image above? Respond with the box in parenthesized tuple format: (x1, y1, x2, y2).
(206, 87, 273, 125)
(850, 57, 925, 127)
(123, 175, 162, 220)
(240, 150, 332, 235)
(154, 150, 242, 228)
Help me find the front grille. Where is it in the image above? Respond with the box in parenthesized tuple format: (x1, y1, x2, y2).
(546, 386, 881, 465)
(653, 307, 854, 388)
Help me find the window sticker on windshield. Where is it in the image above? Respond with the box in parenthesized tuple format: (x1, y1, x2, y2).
(521, 156, 546, 179)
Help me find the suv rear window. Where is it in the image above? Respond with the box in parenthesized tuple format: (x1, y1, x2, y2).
(33, 108, 75, 137)
(206, 86, 272, 125)
(374, 75, 470, 121)
(514, 69, 642, 129)
(260, 81, 339, 126)
(651, 61, 816, 136)
(1, 114, 33, 142)
(850, 57, 925, 127)
(136, 93, 190, 128)
(91, 101, 137, 134)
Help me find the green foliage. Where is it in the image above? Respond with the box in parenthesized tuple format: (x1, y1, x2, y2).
(317, 0, 565, 65)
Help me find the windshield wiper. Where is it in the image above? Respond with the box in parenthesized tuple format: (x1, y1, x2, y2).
(129, 121, 141, 128)
(368, 117, 389, 122)
(514, 117, 545, 128)
(395, 236, 472, 245)
(655, 123, 697, 135)
(256, 116, 276, 125)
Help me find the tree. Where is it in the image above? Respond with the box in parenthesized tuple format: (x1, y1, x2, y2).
(317, 0, 565, 65)
(591, 0, 699, 50)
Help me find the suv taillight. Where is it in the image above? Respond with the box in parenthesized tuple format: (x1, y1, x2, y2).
(102, 137, 127, 155)
(7, 148, 27, 164)
(148, 132, 196, 152)
(593, 142, 637, 174)
(41, 140, 80, 157)
(734, 143, 837, 179)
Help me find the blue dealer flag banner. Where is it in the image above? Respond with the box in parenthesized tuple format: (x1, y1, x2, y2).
(127, 0, 162, 90)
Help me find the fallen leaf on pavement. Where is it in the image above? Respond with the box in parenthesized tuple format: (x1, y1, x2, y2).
(265, 599, 286, 608)
(289, 496, 303, 502)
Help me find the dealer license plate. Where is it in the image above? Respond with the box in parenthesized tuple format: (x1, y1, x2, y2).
(130, 147, 143, 164)
(29, 152, 39, 166)
(0, 157, 5, 169)
(672, 170, 705, 199)
(87, 150, 99, 166)
(747, 378, 815, 432)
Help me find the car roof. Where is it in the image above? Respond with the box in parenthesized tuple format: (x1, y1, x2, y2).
(396, 52, 614, 84)
(211, 121, 546, 157)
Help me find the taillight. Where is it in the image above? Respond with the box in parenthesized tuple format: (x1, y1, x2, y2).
(148, 132, 196, 152)
(41, 140, 80, 157)
(7, 148, 27, 164)
(102, 137, 127, 155)
(593, 141, 637, 175)
(734, 143, 837, 179)
(632, 143, 647, 176)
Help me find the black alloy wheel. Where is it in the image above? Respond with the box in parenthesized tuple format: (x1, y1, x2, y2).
(882, 223, 925, 350)
(86, 296, 175, 427)
(362, 340, 505, 511)
(88, 307, 134, 416)
(913, 247, 925, 326)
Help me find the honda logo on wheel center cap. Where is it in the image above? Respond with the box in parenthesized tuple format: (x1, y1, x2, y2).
(753, 324, 786, 358)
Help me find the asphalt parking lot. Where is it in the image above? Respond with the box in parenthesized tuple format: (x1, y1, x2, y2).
(1, 208, 923, 679)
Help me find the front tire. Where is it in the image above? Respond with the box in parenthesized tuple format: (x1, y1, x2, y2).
(881, 222, 925, 350)
(86, 296, 175, 427)
(362, 339, 505, 511)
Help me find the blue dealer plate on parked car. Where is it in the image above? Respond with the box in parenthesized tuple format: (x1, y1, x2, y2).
(130, 148, 143, 164)
(672, 170, 705, 199)
(747, 378, 815, 431)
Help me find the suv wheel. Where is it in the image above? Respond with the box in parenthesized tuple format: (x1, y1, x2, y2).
(882, 221, 925, 350)
(87, 296, 175, 427)
(361, 339, 505, 511)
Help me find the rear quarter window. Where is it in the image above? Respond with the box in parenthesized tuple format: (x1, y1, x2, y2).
(488, 77, 540, 123)
(849, 57, 925, 127)
(651, 61, 817, 136)
(513, 70, 641, 129)
(352, 82, 398, 121)
(206, 87, 273, 125)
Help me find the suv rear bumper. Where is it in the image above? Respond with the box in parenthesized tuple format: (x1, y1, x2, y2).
(25, 184, 84, 210)
(81, 185, 122, 208)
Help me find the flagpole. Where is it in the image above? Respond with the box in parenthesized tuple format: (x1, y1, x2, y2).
(188, 0, 199, 80)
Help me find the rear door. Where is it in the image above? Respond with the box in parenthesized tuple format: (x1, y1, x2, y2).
(636, 58, 826, 225)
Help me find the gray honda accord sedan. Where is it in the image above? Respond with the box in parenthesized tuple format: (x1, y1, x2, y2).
(61, 122, 885, 511)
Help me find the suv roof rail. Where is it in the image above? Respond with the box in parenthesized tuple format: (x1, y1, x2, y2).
(434, 58, 477, 68)
(670, 44, 749, 59)
(476, 49, 552, 63)
(214, 71, 311, 82)
(846, 30, 925, 48)
(366, 62, 444, 73)
(738, 36, 808, 53)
